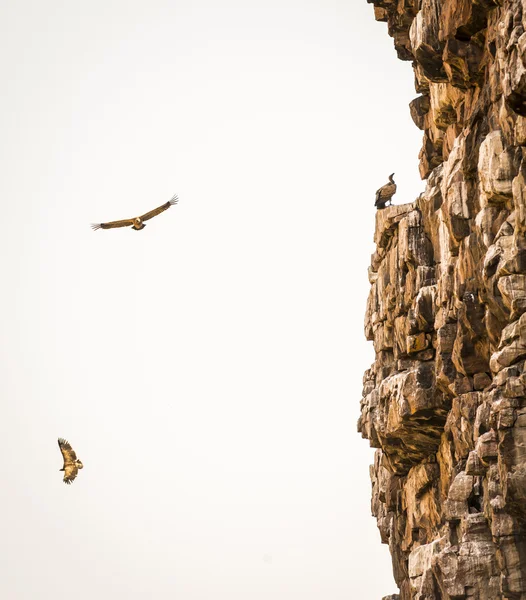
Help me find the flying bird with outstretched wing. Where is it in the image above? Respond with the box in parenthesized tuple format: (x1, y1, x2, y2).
(91, 194, 179, 231)
(58, 438, 83, 485)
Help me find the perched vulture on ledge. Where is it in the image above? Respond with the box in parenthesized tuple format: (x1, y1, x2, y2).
(375, 174, 396, 209)
(91, 194, 178, 231)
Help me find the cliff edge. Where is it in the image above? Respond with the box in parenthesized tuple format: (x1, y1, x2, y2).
(359, 1, 526, 599)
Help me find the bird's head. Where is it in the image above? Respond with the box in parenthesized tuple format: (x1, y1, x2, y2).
(76, 460, 84, 469)
(134, 217, 142, 227)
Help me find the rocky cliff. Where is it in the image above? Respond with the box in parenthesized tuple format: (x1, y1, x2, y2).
(359, 1, 526, 599)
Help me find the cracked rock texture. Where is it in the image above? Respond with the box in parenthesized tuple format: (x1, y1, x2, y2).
(359, 1, 526, 599)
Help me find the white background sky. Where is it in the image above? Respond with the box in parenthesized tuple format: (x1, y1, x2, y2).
(0, 1, 423, 598)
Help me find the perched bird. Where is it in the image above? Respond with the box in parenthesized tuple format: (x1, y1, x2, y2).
(375, 174, 396, 209)
(91, 194, 178, 231)
(58, 438, 83, 485)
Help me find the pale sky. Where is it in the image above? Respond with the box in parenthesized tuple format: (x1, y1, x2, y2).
(0, 1, 422, 598)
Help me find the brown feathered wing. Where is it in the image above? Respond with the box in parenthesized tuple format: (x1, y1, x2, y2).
(139, 194, 179, 222)
(91, 218, 135, 231)
(58, 438, 80, 484)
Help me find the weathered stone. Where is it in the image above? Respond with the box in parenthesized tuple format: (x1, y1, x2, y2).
(406, 332, 428, 354)
(473, 372, 492, 390)
(443, 37, 484, 89)
(496, 407, 516, 429)
(408, 540, 439, 580)
(489, 341, 526, 373)
(409, 4, 446, 82)
(474, 402, 491, 441)
(409, 95, 430, 130)
(504, 376, 525, 398)
(362, 1, 526, 597)
(465, 450, 486, 475)
(448, 471, 474, 501)
(374, 203, 418, 249)
(447, 375, 473, 397)
(476, 431, 498, 464)
(497, 274, 526, 319)
(478, 131, 515, 206)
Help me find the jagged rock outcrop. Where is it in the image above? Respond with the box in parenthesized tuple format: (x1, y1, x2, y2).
(359, 1, 526, 599)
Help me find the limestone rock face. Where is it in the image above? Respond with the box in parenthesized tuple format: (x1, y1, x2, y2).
(361, 1, 526, 598)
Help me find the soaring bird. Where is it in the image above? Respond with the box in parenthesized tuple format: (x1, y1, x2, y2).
(375, 174, 396, 209)
(91, 194, 178, 231)
(58, 438, 83, 485)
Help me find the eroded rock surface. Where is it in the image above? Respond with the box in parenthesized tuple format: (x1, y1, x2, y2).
(360, 1, 526, 598)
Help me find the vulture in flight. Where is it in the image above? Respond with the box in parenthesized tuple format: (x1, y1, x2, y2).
(375, 174, 396, 209)
(58, 438, 83, 485)
(91, 194, 179, 231)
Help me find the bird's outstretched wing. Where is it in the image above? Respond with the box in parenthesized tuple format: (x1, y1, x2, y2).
(63, 464, 79, 484)
(58, 438, 77, 463)
(91, 218, 135, 231)
(139, 194, 179, 222)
